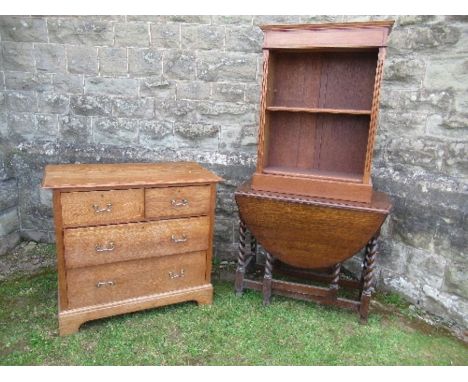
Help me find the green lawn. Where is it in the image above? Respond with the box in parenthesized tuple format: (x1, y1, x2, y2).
(0, 269, 466, 365)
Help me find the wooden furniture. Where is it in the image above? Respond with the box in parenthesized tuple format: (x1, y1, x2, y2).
(42, 162, 222, 335)
(234, 182, 391, 321)
(252, 21, 394, 203)
(235, 22, 393, 322)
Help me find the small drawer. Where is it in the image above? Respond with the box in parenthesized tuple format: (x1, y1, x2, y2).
(145, 185, 211, 220)
(61, 189, 144, 228)
(66, 251, 207, 309)
(63, 216, 210, 268)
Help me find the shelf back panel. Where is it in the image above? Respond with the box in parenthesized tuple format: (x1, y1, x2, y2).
(317, 114, 369, 175)
(266, 112, 369, 178)
(270, 51, 377, 111)
(266, 112, 318, 169)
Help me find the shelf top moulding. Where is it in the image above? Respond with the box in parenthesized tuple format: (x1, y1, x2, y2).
(261, 21, 395, 49)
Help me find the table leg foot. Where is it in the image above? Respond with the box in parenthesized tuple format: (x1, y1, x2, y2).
(263, 252, 274, 305)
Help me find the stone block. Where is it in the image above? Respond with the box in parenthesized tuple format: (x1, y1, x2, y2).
(0, 230, 20, 256)
(1, 42, 35, 71)
(163, 50, 196, 80)
(389, 23, 462, 53)
(35, 114, 59, 137)
(424, 57, 468, 94)
(0, 178, 18, 211)
(126, 16, 168, 23)
(47, 18, 114, 46)
(85, 77, 139, 97)
(252, 15, 302, 25)
(139, 76, 176, 99)
(37, 93, 69, 114)
(244, 83, 261, 104)
(4, 71, 53, 92)
(383, 56, 426, 88)
(405, 246, 447, 290)
(0, 113, 6, 138)
(225, 26, 262, 53)
(421, 284, 468, 328)
(0, 148, 12, 180)
(138, 120, 173, 148)
(114, 22, 150, 47)
(181, 25, 224, 50)
(212, 83, 245, 103)
(70, 95, 113, 116)
(177, 81, 211, 100)
(6, 112, 36, 141)
(66, 45, 98, 75)
(150, 23, 180, 49)
(426, 114, 468, 139)
(128, 48, 162, 76)
(219, 124, 258, 153)
(167, 16, 211, 24)
(196, 101, 257, 126)
(174, 122, 220, 150)
(34, 43, 67, 73)
(112, 97, 154, 119)
(52, 73, 84, 94)
(98, 47, 127, 76)
(0, 16, 48, 42)
(196, 51, 258, 82)
(379, 269, 422, 305)
(211, 15, 253, 25)
(0, 207, 19, 236)
(58, 114, 92, 144)
(92, 117, 139, 146)
(214, 217, 234, 244)
(6, 91, 38, 112)
(444, 261, 468, 299)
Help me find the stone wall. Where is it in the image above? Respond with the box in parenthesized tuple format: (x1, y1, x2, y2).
(0, 15, 466, 329)
(0, 144, 20, 255)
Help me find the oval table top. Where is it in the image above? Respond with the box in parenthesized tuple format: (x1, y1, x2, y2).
(235, 181, 391, 269)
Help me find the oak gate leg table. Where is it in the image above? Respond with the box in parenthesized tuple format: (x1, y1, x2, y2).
(234, 182, 391, 322)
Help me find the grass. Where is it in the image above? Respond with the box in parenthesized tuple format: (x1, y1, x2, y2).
(0, 269, 467, 365)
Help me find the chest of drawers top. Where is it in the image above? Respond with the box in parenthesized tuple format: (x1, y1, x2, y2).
(42, 162, 222, 191)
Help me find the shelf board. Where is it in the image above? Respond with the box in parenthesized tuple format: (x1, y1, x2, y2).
(267, 106, 371, 116)
(263, 166, 363, 184)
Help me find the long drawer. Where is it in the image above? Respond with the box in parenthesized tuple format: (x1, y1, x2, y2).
(63, 216, 210, 269)
(145, 185, 211, 219)
(66, 251, 207, 309)
(61, 189, 144, 228)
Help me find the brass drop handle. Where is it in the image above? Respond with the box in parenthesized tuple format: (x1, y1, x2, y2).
(171, 234, 187, 243)
(92, 203, 112, 213)
(168, 269, 185, 279)
(171, 199, 189, 207)
(96, 280, 115, 288)
(95, 241, 115, 252)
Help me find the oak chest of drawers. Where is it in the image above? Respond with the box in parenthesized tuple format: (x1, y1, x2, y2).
(42, 162, 222, 335)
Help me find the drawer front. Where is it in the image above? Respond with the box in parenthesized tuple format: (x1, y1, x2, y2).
(66, 251, 207, 309)
(61, 189, 144, 228)
(63, 216, 210, 268)
(145, 185, 211, 219)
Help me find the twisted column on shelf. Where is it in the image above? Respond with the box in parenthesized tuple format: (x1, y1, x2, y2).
(329, 262, 342, 299)
(359, 234, 379, 322)
(263, 251, 274, 305)
(235, 220, 247, 296)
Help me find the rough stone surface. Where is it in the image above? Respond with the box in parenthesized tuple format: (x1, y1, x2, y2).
(0, 15, 466, 332)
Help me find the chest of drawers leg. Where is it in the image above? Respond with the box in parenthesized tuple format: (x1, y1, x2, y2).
(43, 163, 222, 336)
